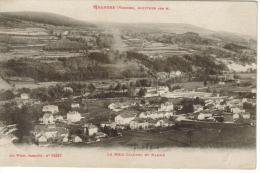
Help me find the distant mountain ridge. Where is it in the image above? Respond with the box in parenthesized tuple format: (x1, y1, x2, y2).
(0, 11, 255, 43)
(0, 11, 95, 27)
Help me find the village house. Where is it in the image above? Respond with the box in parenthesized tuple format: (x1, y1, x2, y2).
(115, 110, 137, 125)
(71, 103, 80, 109)
(242, 113, 251, 119)
(214, 103, 226, 111)
(42, 112, 55, 125)
(158, 102, 174, 112)
(72, 135, 82, 143)
(34, 125, 69, 144)
(155, 119, 174, 127)
(62, 134, 69, 143)
(218, 81, 225, 85)
(67, 111, 82, 123)
(169, 70, 182, 78)
(83, 124, 98, 136)
(233, 113, 240, 121)
(37, 135, 48, 144)
(251, 88, 256, 94)
(20, 93, 30, 100)
(144, 86, 169, 97)
(45, 131, 58, 140)
(139, 111, 173, 120)
(130, 118, 149, 130)
(42, 105, 59, 114)
(144, 89, 159, 98)
(63, 86, 73, 93)
(35, 131, 57, 144)
(231, 107, 245, 114)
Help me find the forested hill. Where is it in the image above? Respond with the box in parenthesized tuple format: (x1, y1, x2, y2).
(0, 11, 95, 27)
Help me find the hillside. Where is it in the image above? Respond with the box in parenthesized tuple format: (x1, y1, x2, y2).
(0, 11, 256, 83)
(0, 11, 95, 27)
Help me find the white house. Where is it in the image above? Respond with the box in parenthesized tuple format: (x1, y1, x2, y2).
(169, 70, 182, 78)
(42, 105, 59, 114)
(231, 107, 245, 114)
(129, 119, 149, 130)
(139, 111, 173, 120)
(71, 103, 80, 109)
(242, 113, 250, 119)
(45, 131, 57, 140)
(63, 87, 73, 93)
(37, 135, 47, 143)
(158, 102, 173, 112)
(115, 110, 137, 125)
(218, 81, 225, 85)
(73, 136, 82, 143)
(62, 134, 69, 143)
(20, 93, 29, 100)
(84, 124, 98, 136)
(42, 113, 54, 125)
(233, 113, 240, 120)
(242, 98, 248, 103)
(155, 119, 174, 127)
(67, 111, 82, 123)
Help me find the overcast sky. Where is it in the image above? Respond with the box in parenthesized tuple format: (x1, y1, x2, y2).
(0, 0, 257, 37)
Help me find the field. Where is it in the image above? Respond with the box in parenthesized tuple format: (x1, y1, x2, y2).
(175, 81, 204, 90)
(83, 126, 255, 149)
(0, 77, 11, 90)
(85, 99, 116, 124)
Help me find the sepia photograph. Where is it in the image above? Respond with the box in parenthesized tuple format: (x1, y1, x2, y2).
(0, 0, 257, 169)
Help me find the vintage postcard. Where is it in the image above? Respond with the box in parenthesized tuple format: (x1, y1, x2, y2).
(0, 0, 257, 169)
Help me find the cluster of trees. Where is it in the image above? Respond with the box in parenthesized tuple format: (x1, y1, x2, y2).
(96, 34, 114, 48)
(223, 43, 247, 53)
(0, 90, 15, 101)
(135, 79, 152, 87)
(17, 82, 95, 102)
(148, 97, 168, 105)
(43, 39, 87, 51)
(170, 32, 212, 45)
(0, 102, 41, 142)
(100, 125, 119, 137)
(89, 91, 129, 99)
(2, 52, 112, 81)
(109, 83, 128, 91)
(126, 51, 227, 77)
(127, 32, 213, 45)
(176, 97, 205, 114)
(243, 102, 256, 119)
